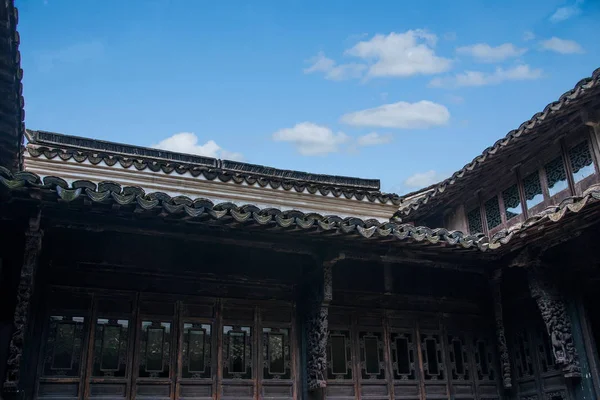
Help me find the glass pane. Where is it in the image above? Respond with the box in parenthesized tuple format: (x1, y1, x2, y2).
(467, 207, 483, 234)
(395, 337, 410, 375)
(502, 184, 522, 220)
(188, 329, 205, 373)
(364, 336, 380, 374)
(52, 323, 76, 370)
(101, 325, 122, 371)
(484, 196, 501, 229)
(146, 327, 165, 372)
(331, 335, 347, 375)
(94, 319, 129, 377)
(453, 339, 464, 375)
(229, 332, 246, 373)
(545, 156, 569, 196)
(523, 171, 544, 209)
(569, 141, 595, 183)
(477, 341, 489, 376)
(425, 338, 439, 375)
(268, 333, 285, 374)
(43, 316, 85, 377)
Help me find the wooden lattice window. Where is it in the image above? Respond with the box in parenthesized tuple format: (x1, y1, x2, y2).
(223, 325, 252, 379)
(467, 207, 483, 234)
(327, 330, 353, 380)
(569, 140, 595, 183)
(447, 334, 470, 380)
(262, 327, 291, 379)
(182, 323, 212, 379)
(420, 333, 445, 380)
(93, 318, 129, 377)
(513, 329, 534, 379)
(473, 337, 496, 381)
(502, 184, 522, 220)
(359, 331, 385, 380)
(390, 331, 416, 380)
(42, 316, 86, 377)
(484, 196, 502, 230)
(523, 171, 544, 210)
(139, 321, 171, 378)
(544, 156, 569, 196)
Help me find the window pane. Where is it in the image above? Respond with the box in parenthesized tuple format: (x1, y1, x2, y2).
(364, 336, 380, 374)
(183, 323, 211, 379)
(94, 319, 129, 377)
(139, 321, 170, 378)
(467, 207, 483, 234)
(545, 156, 569, 196)
(425, 338, 439, 375)
(477, 341, 489, 376)
(331, 335, 347, 375)
(53, 323, 76, 370)
(502, 184, 522, 220)
(484, 196, 501, 229)
(223, 325, 252, 379)
(146, 327, 165, 372)
(43, 316, 85, 377)
(230, 332, 246, 373)
(453, 339, 465, 375)
(395, 337, 410, 375)
(188, 329, 205, 373)
(569, 141, 595, 183)
(268, 333, 285, 374)
(523, 172, 544, 209)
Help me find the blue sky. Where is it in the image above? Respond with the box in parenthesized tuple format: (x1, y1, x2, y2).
(16, 0, 600, 194)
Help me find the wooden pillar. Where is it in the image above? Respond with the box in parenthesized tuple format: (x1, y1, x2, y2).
(2, 213, 42, 395)
(528, 266, 581, 378)
(304, 253, 341, 400)
(489, 268, 512, 389)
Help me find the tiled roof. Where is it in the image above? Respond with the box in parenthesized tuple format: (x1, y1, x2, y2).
(395, 67, 600, 220)
(0, 0, 25, 171)
(2, 167, 600, 254)
(26, 130, 403, 205)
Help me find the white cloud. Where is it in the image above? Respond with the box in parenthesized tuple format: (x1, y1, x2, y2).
(346, 30, 452, 78)
(340, 101, 450, 129)
(404, 170, 447, 189)
(153, 132, 244, 161)
(540, 37, 584, 54)
(272, 122, 349, 155)
(550, 0, 583, 22)
(428, 65, 543, 88)
(446, 94, 465, 104)
(357, 132, 393, 146)
(304, 52, 366, 81)
(523, 31, 536, 42)
(456, 43, 527, 63)
(443, 32, 457, 41)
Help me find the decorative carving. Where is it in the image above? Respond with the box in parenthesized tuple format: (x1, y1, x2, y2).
(490, 269, 512, 388)
(305, 256, 337, 394)
(528, 267, 581, 378)
(4, 213, 43, 392)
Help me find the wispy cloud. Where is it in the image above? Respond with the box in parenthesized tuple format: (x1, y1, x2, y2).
(304, 52, 366, 81)
(456, 43, 527, 63)
(429, 65, 543, 88)
(35, 41, 105, 72)
(340, 101, 450, 129)
(404, 170, 448, 189)
(523, 31, 536, 42)
(356, 132, 393, 146)
(550, 0, 584, 22)
(272, 122, 349, 156)
(304, 29, 452, 81)
(153, 132, 244, 161)
(539, 37, 584, 54)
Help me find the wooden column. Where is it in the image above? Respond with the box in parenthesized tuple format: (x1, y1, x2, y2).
(304, 253, 342, 400)
(489, 268, 512, 389)
(528, 266, 581, 378)
(3, 213, 43, 394)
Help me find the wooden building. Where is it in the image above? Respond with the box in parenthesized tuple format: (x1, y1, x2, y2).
(2, 2, 600, 400)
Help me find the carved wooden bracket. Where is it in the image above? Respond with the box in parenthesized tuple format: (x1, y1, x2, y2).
(528, 267, 581, 378)
(3, 213, 43, 393)
(490, 269, 512, 389)
(305, 253, 342, 397)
